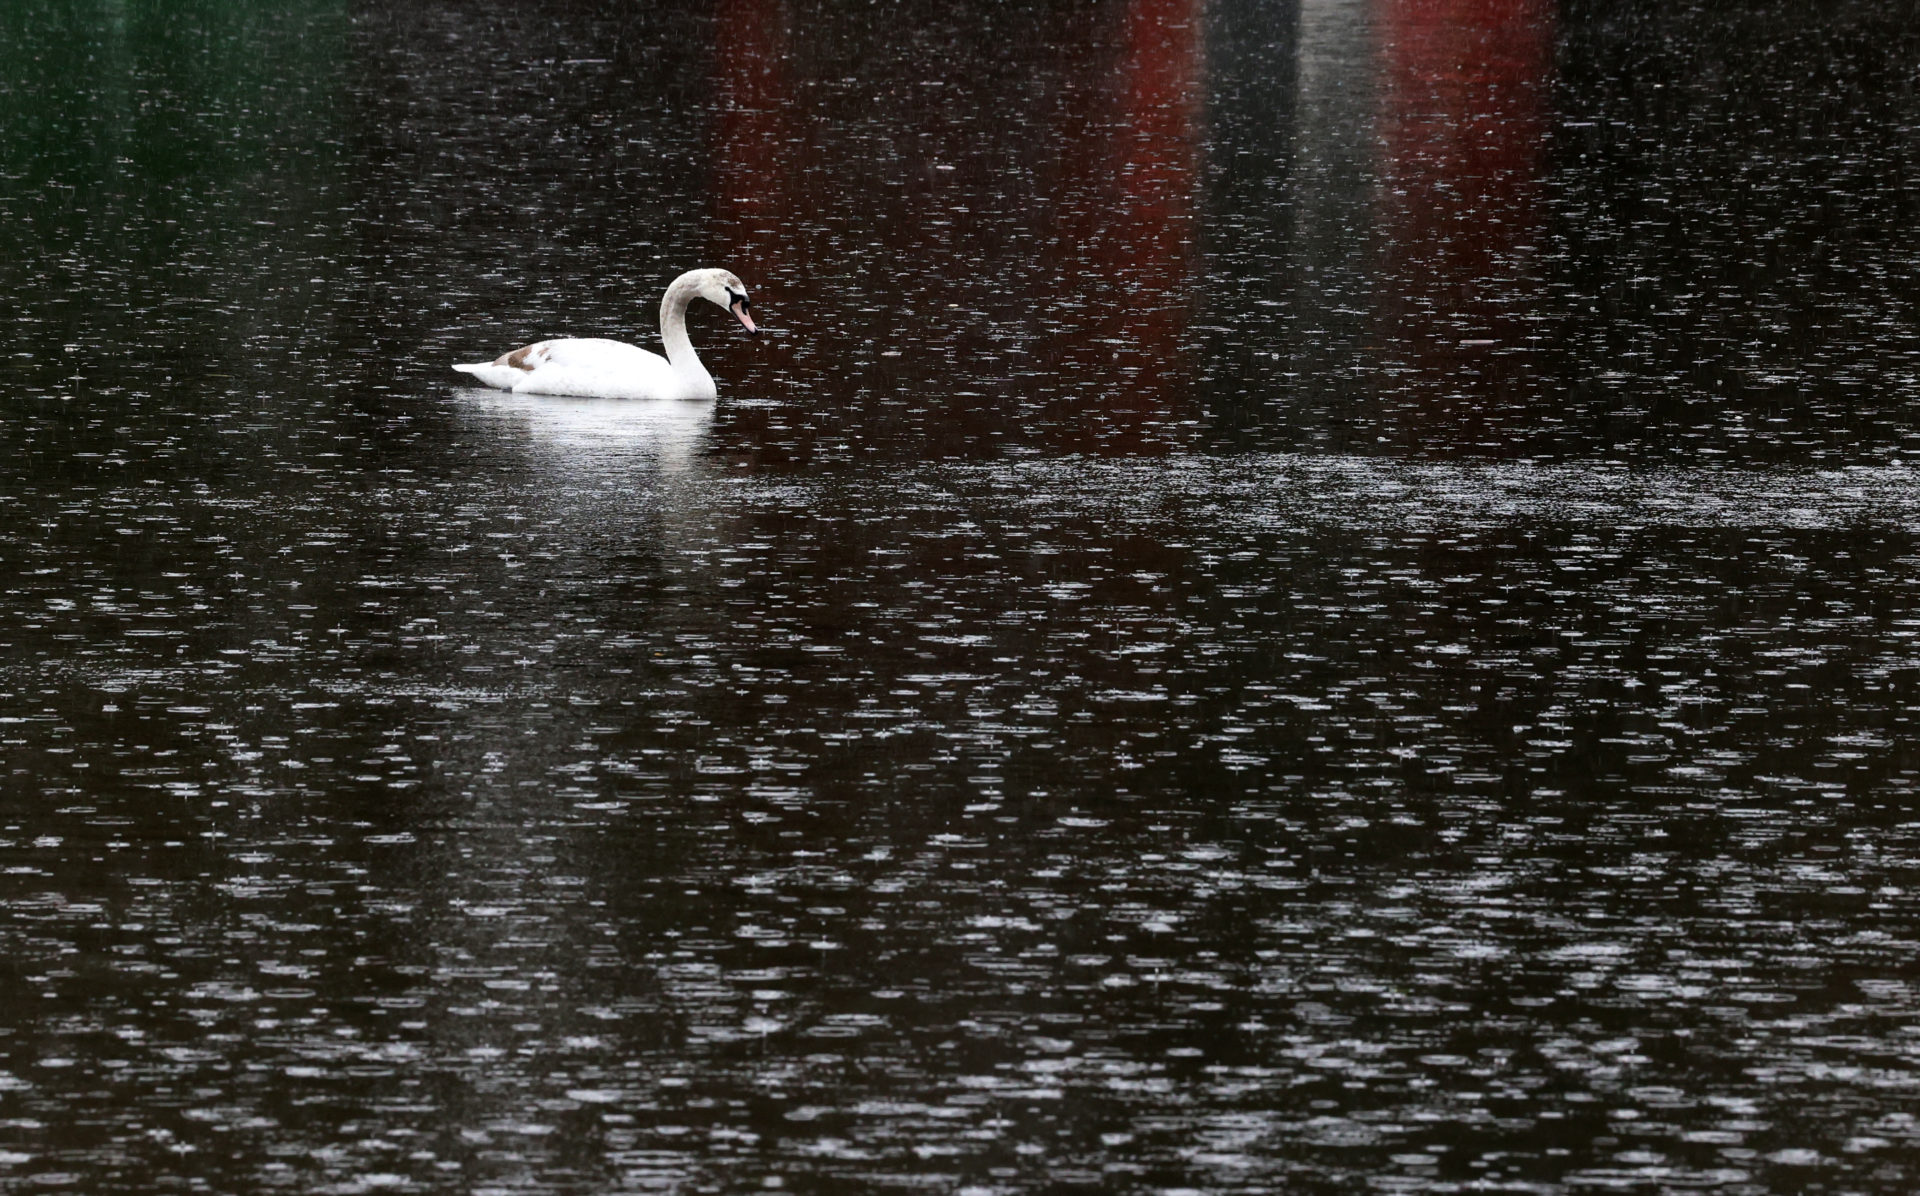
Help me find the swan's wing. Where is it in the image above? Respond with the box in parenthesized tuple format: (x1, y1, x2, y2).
(507, 338, 683, 400)
(530, 338, 668, 372)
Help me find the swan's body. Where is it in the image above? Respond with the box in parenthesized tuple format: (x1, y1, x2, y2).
(454, 268, 756, 400)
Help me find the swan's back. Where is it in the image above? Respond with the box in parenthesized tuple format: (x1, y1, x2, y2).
(454, 337, 711, 401)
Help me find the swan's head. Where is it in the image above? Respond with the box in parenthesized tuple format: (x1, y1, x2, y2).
(694, 268, 757, 336)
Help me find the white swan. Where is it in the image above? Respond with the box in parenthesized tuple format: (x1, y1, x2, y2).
(453, 268, 757, 400)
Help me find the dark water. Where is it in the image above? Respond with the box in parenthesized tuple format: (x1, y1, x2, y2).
(5, 0, 1920, 1191)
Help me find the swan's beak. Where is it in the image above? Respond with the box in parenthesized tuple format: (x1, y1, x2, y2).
(731, 298, 759, 336)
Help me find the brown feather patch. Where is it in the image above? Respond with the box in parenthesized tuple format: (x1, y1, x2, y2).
(499, 344, 545, 371)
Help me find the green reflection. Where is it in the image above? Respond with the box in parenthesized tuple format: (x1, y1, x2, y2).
(0, 0, 348, 389)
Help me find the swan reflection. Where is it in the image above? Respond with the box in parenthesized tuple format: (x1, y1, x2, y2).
(452, 390, 716, 474)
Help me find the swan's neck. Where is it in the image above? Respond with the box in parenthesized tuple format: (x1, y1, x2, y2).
(658, 272, 709, 378)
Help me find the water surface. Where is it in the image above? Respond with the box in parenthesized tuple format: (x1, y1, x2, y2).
(4, 0, 1920, 1192)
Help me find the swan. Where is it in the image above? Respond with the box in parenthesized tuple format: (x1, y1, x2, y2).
(453, 268, 757, 400)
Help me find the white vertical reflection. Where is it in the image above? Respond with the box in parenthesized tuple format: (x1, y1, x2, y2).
(1293, 0, 1380, 361)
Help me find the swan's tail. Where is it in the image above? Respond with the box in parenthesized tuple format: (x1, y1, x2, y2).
(452, 362, 521, 390)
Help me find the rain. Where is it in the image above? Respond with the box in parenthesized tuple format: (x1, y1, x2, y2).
(3, 0, 1919, 1191)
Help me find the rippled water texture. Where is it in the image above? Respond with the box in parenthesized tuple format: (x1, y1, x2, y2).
(5, 0, 1920, 1192)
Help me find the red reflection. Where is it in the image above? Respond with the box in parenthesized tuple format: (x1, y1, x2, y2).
(704, 0, 1203, 458)
(1050, 0, 1206, 453)
(699, 1, 1206, 715)
(1375, 0, 1554, 433)
(707, 0, 798, 377)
